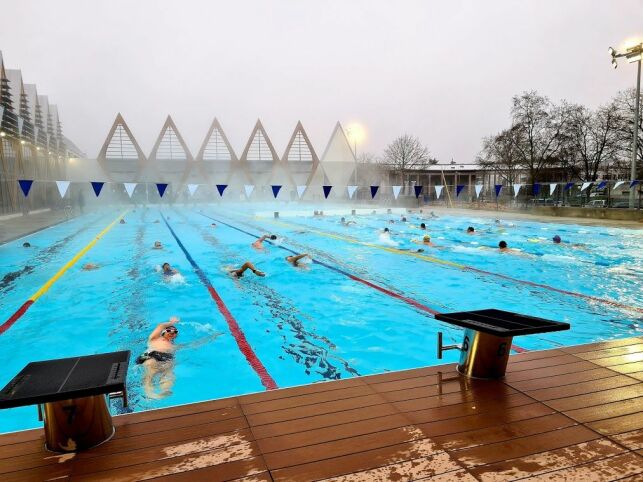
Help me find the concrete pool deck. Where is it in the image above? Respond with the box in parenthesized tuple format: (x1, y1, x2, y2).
(1, 337, 641, 481)
(0, 209, 76, 245)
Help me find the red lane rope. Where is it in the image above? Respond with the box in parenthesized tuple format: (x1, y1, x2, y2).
(202, 212, 530, 354)
(162, 213, 277, 390)
(0, 300, 33, 335)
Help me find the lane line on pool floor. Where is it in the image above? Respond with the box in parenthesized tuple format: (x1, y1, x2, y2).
(199, 211, 528, 354)
(0, 210, 129, 335)
(160, 212, 278, 391)
(259, 215, 643, 316)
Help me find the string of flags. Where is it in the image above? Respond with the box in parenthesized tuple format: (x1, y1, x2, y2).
(14, 179, 643, 199)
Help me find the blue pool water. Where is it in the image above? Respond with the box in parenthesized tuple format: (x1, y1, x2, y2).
(0, 205, 641, 433)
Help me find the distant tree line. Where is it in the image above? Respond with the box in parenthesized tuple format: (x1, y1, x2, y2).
(477, 89, 643, 185)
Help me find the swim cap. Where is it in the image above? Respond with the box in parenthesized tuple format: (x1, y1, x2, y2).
(553, 235, 561, 243)
(423, 235, 431, 241)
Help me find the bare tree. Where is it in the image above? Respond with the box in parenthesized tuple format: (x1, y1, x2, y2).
(477, 128, 524, 185)
(510, 91, 572, 188)
(613, 88, 643, 179)
(564, 101, 622, 181)
(381, 134, 435, 192)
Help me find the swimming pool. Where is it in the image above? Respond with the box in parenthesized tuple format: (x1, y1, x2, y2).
(0, 205, 641, 433)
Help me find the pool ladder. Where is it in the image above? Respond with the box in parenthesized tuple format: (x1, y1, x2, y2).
(437, 332, 462, 359)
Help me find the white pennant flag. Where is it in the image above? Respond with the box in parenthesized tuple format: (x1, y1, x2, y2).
(435, 185, 443, 199)
(187, 184, 199, 196)
(513, 184, 523, 198)
(296, 185, 307, 198)
(613, 180, 626, 190)
(392, 185, 402, 199)
(580, 182, 592, 191)
(124, 182, 137, 198)
(55, 180, 70, 198)
(474, 184, 484, 198)
(244, 185, 255, 198)
(550, 183, 558, 194)
(347, 185, 358, 199)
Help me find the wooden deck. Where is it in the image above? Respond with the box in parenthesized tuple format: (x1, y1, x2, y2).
(1, 337, 642, 481)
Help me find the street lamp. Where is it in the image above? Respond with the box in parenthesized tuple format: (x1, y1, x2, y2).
(609, 41, 642, 208)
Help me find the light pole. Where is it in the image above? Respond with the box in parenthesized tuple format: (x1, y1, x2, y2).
(610, 42, 642, 208)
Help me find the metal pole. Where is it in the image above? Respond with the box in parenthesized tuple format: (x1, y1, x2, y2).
(630, 58, 641, 208)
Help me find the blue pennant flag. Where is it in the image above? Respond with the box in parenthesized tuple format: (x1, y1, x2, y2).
(494, 184, 503, 197)
(322, 185, 332, 199)
(216, 184, 228, 196)
(271, 185, 282, 198)
(156, 183, 168, 198)
(414, 185, 423, 198)
(18, 179, 33, 197)
(370, 185, 379, 198)
(533, 183, 541, 195)
(596, 180, 608, 190)
(456, 185, 465, 197)
(91, 181, 104, 197)
(564, 182, 575, 191)
(630, 180, 640, 188)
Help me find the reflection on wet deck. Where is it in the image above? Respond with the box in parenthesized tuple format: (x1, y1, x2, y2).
(0, 337, 641, 481)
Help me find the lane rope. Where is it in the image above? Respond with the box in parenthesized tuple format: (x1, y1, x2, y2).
(263, 215, 643, 315)
(161, 213, 277, 390)
(199, 211, 528, 354)
(0, 210, 128, 335)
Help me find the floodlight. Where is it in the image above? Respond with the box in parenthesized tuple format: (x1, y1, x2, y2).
(608, 46, 615, 56)
(627, 53, 642, 63)
(0, 131, 5, 137)
(612, 58, 618, 69)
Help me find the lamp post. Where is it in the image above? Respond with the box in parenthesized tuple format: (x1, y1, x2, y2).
(609, 42, 642, 208)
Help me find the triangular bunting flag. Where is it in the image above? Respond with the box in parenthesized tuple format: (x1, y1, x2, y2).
(322, 185, 332, 199)
(474, 185, 484, 198)
(392, 185, 402, 199)
(550, 183, 558, 194)
(244, 185, 255, 198)
(631, 180, 640, 188)
(347, 185, 358, 199)
(495, 184, 503, 197)
(414, 185, 423, 198)
(435, 185, 444, 199)
(456, 185, 465, 197)
(18, 180, 33, 197)
(596, 181, 607, 190)
(271, 185, 282, 199)
(216, 184, 228, 196)
(56, 180, 71, 198)
(296, 185, 307, 199)
(564, 182, 575, 191)
(156, 183, 168, 198)
(580, 182, 592, 192)
(124, 182, 137, 198)
(91, 181, 104, 197)
(370, 185, 379, 199)
(613, 181, 626, 190)
(513, 184, 522, 198)
(533, 183, 541, 195)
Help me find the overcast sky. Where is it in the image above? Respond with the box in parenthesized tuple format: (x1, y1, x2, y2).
(1, 0, 641, 162)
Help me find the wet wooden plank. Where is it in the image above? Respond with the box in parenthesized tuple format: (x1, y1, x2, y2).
(587, 411, 643, 436)
(525, 375, 640, 402)
(545, 384, 643, 412)
(560, 338, 643, 354)
(563, 397, 643, 423)
(609, 428, 643, 450)
(469, 439, 625, 481)
(571, 344, 643, 360)
(505, 367, 618, 392)
(503, 361, 599, 383)
(518, 452, 643, 481)
(505, 354, 582, 372)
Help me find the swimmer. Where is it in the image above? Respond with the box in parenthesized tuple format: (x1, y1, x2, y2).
(211, 223, 216, 228)
(466, 226, 475, 234)
(401, 216, 407, 222)
(252, 234, 277, 249)
(412, 235, 436, 247)
(154, 220, 160, 224)
(420, 223, 426, 230)
(120, 219, 126, 224)
(137, 316, 179, 399)
(552, 235, 588, 250)
(388, 219, 395, 224)
(82, 263, 99, 270)
(162, 262, 179, 277)
(553, 235, 562, 244)
(430, 211, 438, 218)
(229, 261, 265, 278)
(285, 253, 310, 267)
(22, 242, 31, 248)
(340, 217, 356, 226)
(153, 241, 162, 249)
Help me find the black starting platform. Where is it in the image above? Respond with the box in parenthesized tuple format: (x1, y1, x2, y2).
(0, 351, 130, 452)
(435, 309, 569, 379)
